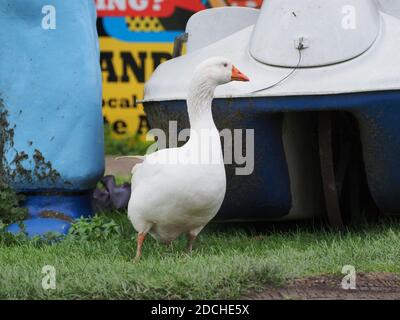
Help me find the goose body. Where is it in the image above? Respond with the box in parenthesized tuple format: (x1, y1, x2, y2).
(127, 57, 249, 258)
(129, 141, 226, 244)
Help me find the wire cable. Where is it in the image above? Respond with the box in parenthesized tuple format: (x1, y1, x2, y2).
(250, 47, 303, 94)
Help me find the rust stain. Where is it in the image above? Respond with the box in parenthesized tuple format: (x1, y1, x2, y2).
(32, 149, 61, 183)
(0, 97, 14, 185)
(38, 210, 74, 223)
(0, 96, 62, 185)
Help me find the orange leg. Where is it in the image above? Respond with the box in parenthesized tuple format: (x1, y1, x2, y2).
(186, 233, 197, 253)
(135, 232, 146, 260)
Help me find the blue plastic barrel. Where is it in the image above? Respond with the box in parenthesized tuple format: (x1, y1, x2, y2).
(0, 0, 104, 236)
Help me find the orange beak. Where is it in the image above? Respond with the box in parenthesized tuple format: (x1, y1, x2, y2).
(231, 65, 250, 82)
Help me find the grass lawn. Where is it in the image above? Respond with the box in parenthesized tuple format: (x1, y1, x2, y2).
(1, 212, 400, 299)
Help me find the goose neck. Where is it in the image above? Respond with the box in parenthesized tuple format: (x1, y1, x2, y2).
(187, 78, 216, 130)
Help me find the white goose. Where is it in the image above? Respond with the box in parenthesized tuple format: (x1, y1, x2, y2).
(128, 57, 249, 259)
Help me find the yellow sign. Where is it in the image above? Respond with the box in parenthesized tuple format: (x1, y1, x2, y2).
(100, 38, 173, 139)
(97, 1, 263, 141)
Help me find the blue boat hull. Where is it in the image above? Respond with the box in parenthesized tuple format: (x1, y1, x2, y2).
(144, 90, 400, 220)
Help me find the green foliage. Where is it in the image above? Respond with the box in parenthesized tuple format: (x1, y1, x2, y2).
(0, 183, 28, 225)
(68, 215, 121, 241)
(0, 221, 28, 246)
(0, 215, 120, 246)
(104, 124, 153, 156)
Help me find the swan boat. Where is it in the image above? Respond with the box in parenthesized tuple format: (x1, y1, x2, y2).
(142, 0, 400, 226)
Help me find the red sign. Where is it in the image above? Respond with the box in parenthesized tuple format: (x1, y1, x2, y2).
(96, 0, 206, 17)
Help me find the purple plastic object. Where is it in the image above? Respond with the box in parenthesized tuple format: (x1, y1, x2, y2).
(93, 175, 131, 211)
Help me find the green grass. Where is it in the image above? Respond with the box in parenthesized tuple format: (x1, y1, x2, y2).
(114, 175, 131, 185)
(104, 125, 153, 156)
(97, 175, 131, 189)
(1, 214, 400, 299)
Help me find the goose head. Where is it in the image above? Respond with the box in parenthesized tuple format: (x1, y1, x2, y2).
(188, 57, 249, 107)
(192, 56, 249, 88)
(187, 57, 249, 128)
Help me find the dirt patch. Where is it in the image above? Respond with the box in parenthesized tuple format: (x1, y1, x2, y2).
(246, 273, 400, 300)
(105, 155, 140, 177)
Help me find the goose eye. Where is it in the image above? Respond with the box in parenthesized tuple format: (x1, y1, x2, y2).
(223, 63, 228, 68)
